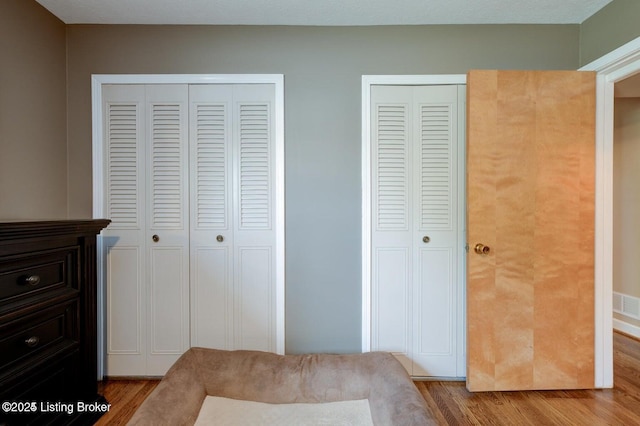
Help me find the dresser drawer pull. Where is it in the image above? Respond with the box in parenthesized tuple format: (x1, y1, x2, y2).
(24, 336, 40, 348)
(20, 275, 41, 286)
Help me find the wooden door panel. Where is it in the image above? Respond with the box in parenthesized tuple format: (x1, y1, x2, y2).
(466, 70, 595, 391)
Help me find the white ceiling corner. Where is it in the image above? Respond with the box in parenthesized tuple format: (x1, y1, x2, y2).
(35, 0, 612, 26)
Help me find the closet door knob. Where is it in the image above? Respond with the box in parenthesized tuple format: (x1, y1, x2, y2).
(152, 235, 160, 243)
(216, 235, 224, 242)
(422, 236, 431, 243)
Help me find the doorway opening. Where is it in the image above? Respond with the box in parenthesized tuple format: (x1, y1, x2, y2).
(581, 35, 640, 388)
(612, 74, 640, 336)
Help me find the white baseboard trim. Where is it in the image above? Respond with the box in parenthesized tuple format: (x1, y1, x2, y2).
(613, 317, 640, 339)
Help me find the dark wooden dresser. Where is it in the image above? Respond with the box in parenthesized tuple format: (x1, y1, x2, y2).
(0, 220, 110, 425)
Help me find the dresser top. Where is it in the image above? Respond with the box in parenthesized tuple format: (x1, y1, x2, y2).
(0, 219, 111, 240)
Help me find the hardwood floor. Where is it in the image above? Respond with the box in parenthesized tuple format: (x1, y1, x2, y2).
(94, 332, 640, 425)
(416, 331, 640, 425)
(94, 379, 159, 425)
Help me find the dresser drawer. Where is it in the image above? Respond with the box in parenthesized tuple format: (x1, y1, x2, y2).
(0, 350, 80, 426)
(0, 247, 79, 308)
(0, 300, 79, 374)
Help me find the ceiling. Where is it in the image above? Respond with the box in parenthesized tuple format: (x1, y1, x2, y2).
(36, 0, 612, 26)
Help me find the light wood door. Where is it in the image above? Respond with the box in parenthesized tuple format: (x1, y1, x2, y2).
(466, 70, 596, 391)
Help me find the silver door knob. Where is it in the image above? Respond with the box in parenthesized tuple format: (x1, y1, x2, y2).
(216, 235, 224, 242)
(422, 236, 430, 243)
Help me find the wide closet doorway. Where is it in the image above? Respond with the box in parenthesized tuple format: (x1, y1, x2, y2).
(92, 75, 285, 377)
(362, 76, 466, 378)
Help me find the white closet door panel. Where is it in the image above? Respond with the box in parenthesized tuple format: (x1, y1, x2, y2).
(234, 85, 275, 232)
(232, 85, 277, 352)
(105, 245, 146, 375)
(107, 246, 142, 353)
(371, 85, 413, 373)
(236, 247, 274, 351)
(146, 85, 190, 375)
(413, 247, 456, 376)
(149, 248, 188, 351)
(190, 85, 233, 231)
(412, 85, 461, 377)
(189, 85, 235, 349)
(373, 248, 410, 351)
(194, 103, 228, 229)
(372, 87, 412, 232)
(103, 85, 145, 231)
(147, 86, 189, 230)
(417, 101, 454, 230)
(106, 100, 143, 229)
(191, 247, 231, 348)
(372, 248, 412, 372)
(414, 86, 458, 231)
(238, 103, 270, 229)
(103, 85, 147, 376)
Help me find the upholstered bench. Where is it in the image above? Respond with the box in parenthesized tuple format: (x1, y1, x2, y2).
(127, 348, 434, 425)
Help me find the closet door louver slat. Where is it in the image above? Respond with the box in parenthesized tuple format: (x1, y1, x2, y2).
(151, 103, 185, 229)
(238, 103, 271, 230)
(419, 104, 452, 230)
(376, 104, 409, 231)
(194, 103, 228, 229)
(107, 103, 140, 228)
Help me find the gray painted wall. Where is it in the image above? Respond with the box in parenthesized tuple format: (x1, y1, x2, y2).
(0, 1, 67, 219)
(14, 0, 640, 357)
(580, 0, 640, 66)
(5, 0, 639, 358)
(65, 24, 580, 353)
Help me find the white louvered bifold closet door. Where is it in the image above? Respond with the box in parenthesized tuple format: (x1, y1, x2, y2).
(104, 85, 191, 376)
(189, 84, 276, 352)
(104, 83, 277, 376)
(103, 85, 147, 376)
(371, 84, 465, 377)
(189, 85, 233, 350)
(145, 85, 190, 375)
(232, 85, 276, 351)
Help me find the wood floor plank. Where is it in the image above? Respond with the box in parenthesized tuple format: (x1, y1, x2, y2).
(416, 331, 640, 425)
(93, 332, 640, 425)
(94, 379, 159, 425)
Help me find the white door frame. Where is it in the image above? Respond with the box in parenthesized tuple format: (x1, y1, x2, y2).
(92, 74, 286, 378)
(581, 35, 640, 389)
(361, 74, 467, 356)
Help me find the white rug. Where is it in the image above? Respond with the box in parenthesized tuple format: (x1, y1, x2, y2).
(194, 396, 374, 426)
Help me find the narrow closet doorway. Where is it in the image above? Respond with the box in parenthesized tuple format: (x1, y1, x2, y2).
(612, 74, 640, 337)
(362, 76, 466, 378)
(92, 75, 285, 378)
